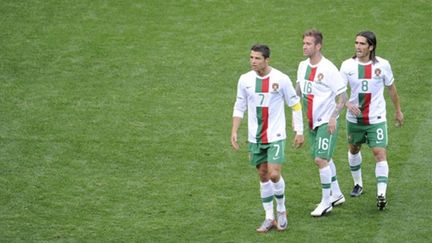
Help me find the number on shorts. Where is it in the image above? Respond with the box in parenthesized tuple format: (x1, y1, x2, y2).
(318, 137, 329, 150)
(273, 143, 280, 157)
(377, 128, 384, 141)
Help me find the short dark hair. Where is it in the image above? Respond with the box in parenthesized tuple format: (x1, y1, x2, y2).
(353, 31, 378, 63)
(250, 44, 270, 59)
(303, 29, 323, 45)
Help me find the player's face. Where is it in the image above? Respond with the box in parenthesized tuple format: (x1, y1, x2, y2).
(355, 36, 374, 62)
(250, 51, 269, 73)
(303, 36, 320, 58)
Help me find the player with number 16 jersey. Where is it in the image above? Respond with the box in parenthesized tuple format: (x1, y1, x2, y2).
(297, 56, 347, 130)
(296, 29, 347, 217)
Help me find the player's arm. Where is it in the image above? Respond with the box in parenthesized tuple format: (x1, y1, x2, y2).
(284, 80, 304, 148)
(232, 78, 247, 150)
(387, 83, 404, 127)
(328, 91, 347, 134)
(331, 91, 347, 118)
(290, 97, 303, 136)
(231, 116, 242, 150)
(340, 63, 361, 116)
(291, 101, 304, 148)
(295, 82, 302, 96)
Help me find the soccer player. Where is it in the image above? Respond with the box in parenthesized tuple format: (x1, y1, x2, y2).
(296, 29, 347, 217)
(231, 44, 304, 233)
(340, 31, 404, 210)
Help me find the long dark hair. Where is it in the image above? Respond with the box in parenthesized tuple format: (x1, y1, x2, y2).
(353, 31, 377, 63)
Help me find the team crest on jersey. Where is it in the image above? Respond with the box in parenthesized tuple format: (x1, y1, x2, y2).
(373, 68, 383, 80)
(272, 83, 279, 92)
(375, 68, 382, 77)
(315, 73, 329, 87)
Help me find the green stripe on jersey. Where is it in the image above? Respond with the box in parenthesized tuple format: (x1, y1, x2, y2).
(304, 65, 317, 81)
(255, 78, 263, 93)
(255, 77, 269, 93)
(256, 107, 264, 143)
(305, 66, 312, 80)
(357, 93, 372, 124)
(358, 64, 372, 79)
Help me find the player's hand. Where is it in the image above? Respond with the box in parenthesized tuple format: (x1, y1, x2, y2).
(328, 117, 337, 134)
(346, 102, 361, 116)
(231, 133, 240, 150)
(395, 110, 404, 127)
(293, 134, 304, 148)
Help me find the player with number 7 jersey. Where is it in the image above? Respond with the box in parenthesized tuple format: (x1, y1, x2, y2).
(231, 44, 304, 232)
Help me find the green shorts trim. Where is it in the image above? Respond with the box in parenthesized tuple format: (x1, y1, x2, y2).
(347, 121, 388, 148)
(307, 122, 339, 160)
(248, 140, 286, 166)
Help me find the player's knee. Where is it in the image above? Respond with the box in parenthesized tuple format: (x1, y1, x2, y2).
(259, 170, 268, 178)
(269, 171, 280, 182)
(375, 155, 386, 162)
(315, 157, 328, 168)
(349, 145, 361, 154)
(257, 164, 269, 179)
(373, 149, 387, 161)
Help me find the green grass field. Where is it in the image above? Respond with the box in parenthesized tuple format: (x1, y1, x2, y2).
(1, 0, 431, 242)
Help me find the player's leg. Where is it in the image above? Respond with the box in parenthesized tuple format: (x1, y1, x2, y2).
(348, 144, 363, 196)
(267, 140, 287, 230)
(249, 143, 275, 232)
(373, 148, 388, 210)
(268, 163, 287, 230)
(368, 122, 389, 210)
(311, 157, 333, 217)
(324, 120, 345, 206)
(347, 121, 365, 197)
(329, 158, 345, 206)
(311, 124, 334, 216)
(256, 162, 276, 231)
(268, 163, 285, 213)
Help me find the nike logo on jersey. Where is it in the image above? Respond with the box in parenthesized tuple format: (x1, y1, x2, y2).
(348, 72, 355, 76)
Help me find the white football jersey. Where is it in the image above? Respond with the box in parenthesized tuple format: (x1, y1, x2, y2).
(340, 56, 394, 124)
(297, 56, 347, 129)
(233, 67, 300, 144)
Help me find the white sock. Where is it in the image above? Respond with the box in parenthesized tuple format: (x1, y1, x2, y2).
(272, 176, 286, 212)
(348, 151, 363, 187)
(329, 159, 342, 196)
(375, 161, 389, 196)
(319, 166, 332, 204)
(260, 180, 274, 220)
